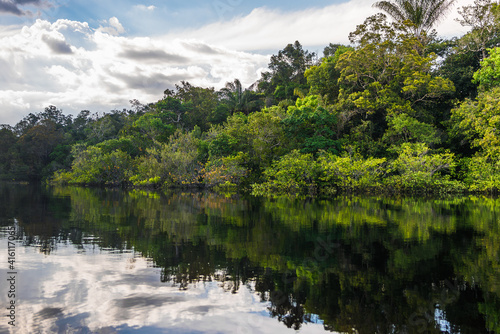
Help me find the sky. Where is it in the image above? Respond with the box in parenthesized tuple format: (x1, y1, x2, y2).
(0, 0, 475, 125)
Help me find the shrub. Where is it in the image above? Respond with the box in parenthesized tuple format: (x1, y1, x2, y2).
(251, 150, 319, 195)
(318, 151, 386, 191)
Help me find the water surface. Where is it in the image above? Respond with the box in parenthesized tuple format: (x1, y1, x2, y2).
(0, 184, 499, 333)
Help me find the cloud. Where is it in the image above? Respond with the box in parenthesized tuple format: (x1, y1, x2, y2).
(118, 48, 189, 64)
(97, 16, 125, 36)
(0, 0, 42, 16)
(167, 0, 475, 51)
(41, 34, 73, 54)
(134, 4, 156, 11)
(0, 18, 269, 124)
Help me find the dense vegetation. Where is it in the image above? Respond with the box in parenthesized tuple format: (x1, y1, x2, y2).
(2, 0, 500, 195)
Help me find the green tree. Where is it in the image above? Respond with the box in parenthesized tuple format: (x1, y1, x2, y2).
(252, 150, 319, 196)
(207, 113, 251, 160)
(473, 47, 500, 91)
(203, 152, 249, 189)
(68, 146, 134, 185)
(87, 111, 128, 145)
(165, 81, 219, 131)
(383, 112, 440, 146)
(373, 0, 456, 45)
(132, 130, 204, 187)
(18, 120, 64, 179)
(282, 96, 341, 155)
(258, 41, 316, 104)
(385, 142, 457, 191)
(0, 127, 18, 179)
(318, 150, 387, 191)
(450, 86, 500, 157)
(305, 45, 353, 105)
(437, 39, 481, 100)
(336, 14, 454, 152)
(126, 112, 176, 146)
(456, 0, 500, 61)
(219, 79, 264, 115)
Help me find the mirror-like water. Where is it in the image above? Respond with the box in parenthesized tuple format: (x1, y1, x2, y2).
(0, 183, 499, 333)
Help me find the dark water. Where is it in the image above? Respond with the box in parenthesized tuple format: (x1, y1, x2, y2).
(0, 183, 499, 334)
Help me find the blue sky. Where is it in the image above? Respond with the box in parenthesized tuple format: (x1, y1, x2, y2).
(1, 0, 350, 40)
(0, 0, 473, 124)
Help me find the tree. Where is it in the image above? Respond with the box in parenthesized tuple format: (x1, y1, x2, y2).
(164, 81, 220, 131)
(472, 47, 500, 92)
(336, 14, 454, 153)
(251, 150, 319, 196)
(385, 142, 456, 191)
(451, 86, 500, 158)
(437, 39, 481, 100)
(132, 130, 204, 187)
(18, 120, 64, 179)
(68, 146, 134, 185)
(258, 41, 316, 104)
(282, 96, 341, 155)
(373, 0, 456, 45)
(456, 0, 500, 61)
(219, 79, 264, 115)
(305, 45, 353, 105)
(86, 111, 128, 145)
(0, 127, 17, 179)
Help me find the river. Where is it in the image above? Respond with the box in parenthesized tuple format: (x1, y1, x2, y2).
(0, 183, 498, 333)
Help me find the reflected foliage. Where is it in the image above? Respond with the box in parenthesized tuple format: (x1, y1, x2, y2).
(1, 184, 499, 333)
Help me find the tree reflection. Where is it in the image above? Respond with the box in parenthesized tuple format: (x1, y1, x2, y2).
(2, 184, 499, 333)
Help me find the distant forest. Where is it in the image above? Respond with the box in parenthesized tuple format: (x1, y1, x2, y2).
(2, 0, 500, 195)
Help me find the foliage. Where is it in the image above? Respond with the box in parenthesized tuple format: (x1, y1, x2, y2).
(219, 79, 264, 115)
(336, 14, 454, 150)
(450, 86, 500, 157)
(61, 146, 134, 185)
(203, 152, 249, 189)
(464, 154, 500, 192)
(258, 41, 316, 104)
(373, 0, 456, 45)
(456, 0, 500, 61)
(383, 113, 440, 146)
(131, 130, 203, 187)
(282, 96, 341, 155)
(437, 40, 480, 100)
(247, 107, 288, 166)
(163, 81, 221, 131)
(9, 5, 500, 194)
(305, 45, 353, 104)
(252, 150, 319, 196)
(385, 142, 458, 191)
(317, 150, 387, 191)
(473, 47, 500, 91)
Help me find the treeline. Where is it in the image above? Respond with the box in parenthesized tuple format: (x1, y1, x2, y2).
(2, 0, 500, 195)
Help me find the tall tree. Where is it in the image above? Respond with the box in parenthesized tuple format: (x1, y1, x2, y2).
(219, 79, 264, 115)
(258, 41, 316, 104)
(373, 0, 456, 44)
(456, 0, 500, 61)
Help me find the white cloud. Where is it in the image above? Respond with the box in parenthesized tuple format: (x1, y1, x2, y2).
(97, 16, 125, 36)
(0, 18, 270, 124)
(166, 0, 475, 51)
(134, 4, 156, 11)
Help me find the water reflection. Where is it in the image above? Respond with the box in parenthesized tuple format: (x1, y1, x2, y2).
(0, 183, 499, 333)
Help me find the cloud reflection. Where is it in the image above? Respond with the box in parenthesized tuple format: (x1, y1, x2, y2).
(0, 242, 327, 333)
